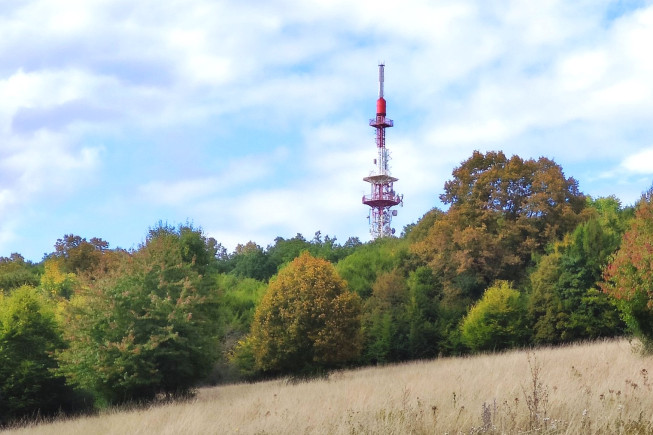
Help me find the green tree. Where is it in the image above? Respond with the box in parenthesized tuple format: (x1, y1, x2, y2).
(0, 286, 84, 425)
(406, 266, 443, 358)
(337, 238, 408, 298)
(225, 241, 276, 281)
(0, 254, 41, 293)
(216, 274, 267, 382)
(266, 234, 312, 272)
(601, 189, 653, 349)
(361, 270, 410, 364)
(219, 274, 267, 335)
(57, 224, 221, 406)
(460, 281, 529, 352)
(530, 198, 630, 344)
(250, 252, 361, 374)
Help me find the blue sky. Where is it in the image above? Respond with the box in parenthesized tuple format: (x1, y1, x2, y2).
(2, 0, 653, 261)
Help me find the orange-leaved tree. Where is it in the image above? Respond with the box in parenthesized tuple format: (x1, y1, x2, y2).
(601, 189, 653, 349)
(250, 252, 362, 374)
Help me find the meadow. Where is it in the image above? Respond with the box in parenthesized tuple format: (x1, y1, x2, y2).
(6, 338, 653, 434)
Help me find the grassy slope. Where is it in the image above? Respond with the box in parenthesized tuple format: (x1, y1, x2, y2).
(6, 339, 653, 434)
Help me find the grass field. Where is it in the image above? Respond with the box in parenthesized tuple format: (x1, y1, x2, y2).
(6, 339, 653, 434)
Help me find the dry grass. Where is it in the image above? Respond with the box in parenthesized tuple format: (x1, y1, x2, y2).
(6, 338, 653, 434)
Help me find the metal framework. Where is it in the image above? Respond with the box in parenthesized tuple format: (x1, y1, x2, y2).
(362, 64, 403, 238)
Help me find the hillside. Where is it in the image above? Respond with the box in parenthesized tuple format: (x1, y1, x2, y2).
(7, 339, 653, 434)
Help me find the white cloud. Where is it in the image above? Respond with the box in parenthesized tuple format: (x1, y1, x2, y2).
(2, 0, 653, 258)
(621, 147, 653, 174)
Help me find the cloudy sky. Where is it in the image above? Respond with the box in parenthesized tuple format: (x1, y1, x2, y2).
(2, 0, 653, 261)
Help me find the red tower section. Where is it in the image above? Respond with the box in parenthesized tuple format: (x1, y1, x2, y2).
(362, 63, 403, 238)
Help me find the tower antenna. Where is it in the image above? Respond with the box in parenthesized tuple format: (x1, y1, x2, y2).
(362, 63, 403, 238)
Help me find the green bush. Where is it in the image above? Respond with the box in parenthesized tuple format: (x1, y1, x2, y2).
(461, 281, 529, 352)
(0, 286, 86, 425)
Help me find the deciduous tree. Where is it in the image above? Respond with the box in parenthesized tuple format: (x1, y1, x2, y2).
(413, 151, 587, 300)
(57, 224, 221, 405)
(250, 252, 361, 374)
(362, 270, 410, 363)
(601, 189, 653, 349)
(0, 286, 83, 425)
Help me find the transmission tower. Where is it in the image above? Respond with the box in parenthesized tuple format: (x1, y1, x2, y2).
(362, 63, 403, 238)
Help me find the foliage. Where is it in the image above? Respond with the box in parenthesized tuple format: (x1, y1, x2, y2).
(219, 274, 266, 334)
(50, 235, 111, 274)
(336, 238, 408, 298)
(218, 274, 267, 380)
(406, 266, 443, 358)
(361, 270, 410, 364)
(0, 254, 41, 292)
(250, 252, 362, 374)
(229, 335, 258, 379)
(601, 189, 653, 349)
(413, 151, 587, 302)
(218, 232, 358, 282)
(57, 224, 221, 406)
(403, 209, 443, 244)
(530, 211, 626, 344)
(40, 259, 78, 299)
(0, 286, 85, 425)
(223, 241, 277, 281)
(266, 234, 312, 271)
(460, 281, 529, 352)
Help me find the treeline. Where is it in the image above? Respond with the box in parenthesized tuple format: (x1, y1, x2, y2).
(1, 150, 652, 426)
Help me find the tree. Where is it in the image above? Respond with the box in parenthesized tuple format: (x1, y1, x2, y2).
(40, 259, 77, 299)
(225, 241, 276, 281)
(51, 235, 110, 274)
(460, 281, 529, 352)
(413, 151, 587, 301)
(601, 189, 653, 349)
(0, 286, 84, 425)
(336, 238, 408, 298)
(406, 266, 443, 359)
(530, 214, 626, 344)
(250, 252, 361, 374)
(266, 234, 312, 272)
(361, 270, 410, 364)
(0, 254, 40, 292)
(57, 224, 221, 406)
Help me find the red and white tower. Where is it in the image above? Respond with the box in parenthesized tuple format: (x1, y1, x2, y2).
(363, 63, 403, 238)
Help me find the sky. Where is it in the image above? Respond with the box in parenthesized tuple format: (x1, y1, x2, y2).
(2, 0, 653, 262)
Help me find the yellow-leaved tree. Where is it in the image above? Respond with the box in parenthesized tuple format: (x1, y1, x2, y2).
(249, 252, 362, 374)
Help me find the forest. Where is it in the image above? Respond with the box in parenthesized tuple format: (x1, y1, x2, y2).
(1, 149, 653, 426)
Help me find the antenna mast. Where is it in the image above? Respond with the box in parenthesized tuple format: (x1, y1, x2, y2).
(362, 63, 403, 238)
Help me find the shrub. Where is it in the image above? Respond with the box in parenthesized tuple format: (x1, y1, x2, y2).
(0, 286, 85, 425)
(461, 281, 529, 352)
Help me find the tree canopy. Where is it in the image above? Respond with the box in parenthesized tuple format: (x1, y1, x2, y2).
(413, 151, 587, 301)
(249, 252, 362, 374)
(57, 224, 221, 405)
(601, 190, 653, 348)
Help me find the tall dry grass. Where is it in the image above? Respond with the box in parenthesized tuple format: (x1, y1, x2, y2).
(6, 338, 653, 434)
